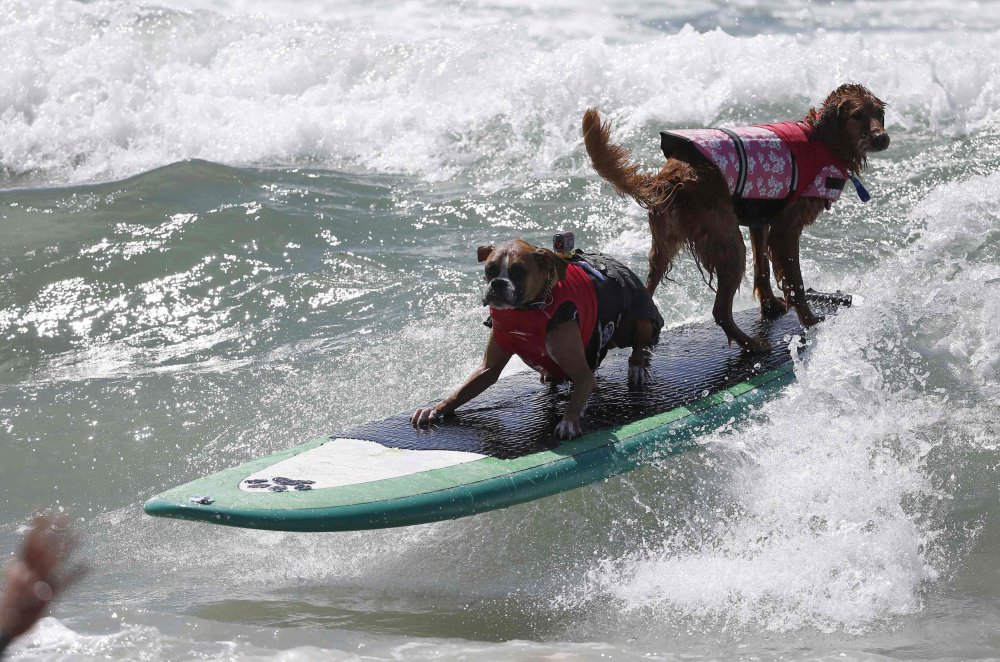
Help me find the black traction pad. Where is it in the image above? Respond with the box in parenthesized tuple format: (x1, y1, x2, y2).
(346, 291, 849, 459)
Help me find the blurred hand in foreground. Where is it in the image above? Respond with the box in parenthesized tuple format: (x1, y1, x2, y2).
(1, 513, 85, 654)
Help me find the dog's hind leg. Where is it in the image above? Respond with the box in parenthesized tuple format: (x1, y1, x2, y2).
(646, 209, 682, 294)
(749, 225, 787, 317)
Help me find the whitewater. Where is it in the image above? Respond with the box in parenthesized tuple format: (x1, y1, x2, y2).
(1, 0, 999, 659)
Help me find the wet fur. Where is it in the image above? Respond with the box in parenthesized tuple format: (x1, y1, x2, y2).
(582, 84, 888, 351)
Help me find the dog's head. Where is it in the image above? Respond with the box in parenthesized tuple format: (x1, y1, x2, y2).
(808, 83, 889, 173)
(476, 239, 568, 309)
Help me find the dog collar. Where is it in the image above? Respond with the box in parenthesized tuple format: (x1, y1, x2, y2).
(525, 284, 554, 310)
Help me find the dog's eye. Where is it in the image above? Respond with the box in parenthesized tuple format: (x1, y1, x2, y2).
(508, 264, 526, 279)
(851, 111, 863, 121)
(485, 265, 499, 279)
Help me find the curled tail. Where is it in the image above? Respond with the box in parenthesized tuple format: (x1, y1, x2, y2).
(582, 108, 660, 209)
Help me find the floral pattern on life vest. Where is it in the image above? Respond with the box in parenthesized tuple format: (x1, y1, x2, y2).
(664, 124, 850, 205)
(735, 126, 794, 200)
(666, 126, 796, 200)
(802, 163, 847, 201)
(665, 129, 742, 193)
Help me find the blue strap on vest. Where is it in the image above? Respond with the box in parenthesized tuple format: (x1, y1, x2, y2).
(849, 174, 871, 203)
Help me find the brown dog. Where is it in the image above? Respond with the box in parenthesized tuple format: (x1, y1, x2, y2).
(582, 84, 889, 351)
(412, 238, 663, 439)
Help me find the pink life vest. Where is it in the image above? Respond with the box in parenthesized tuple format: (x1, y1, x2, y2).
(660, 121, 849, 205)
(489, 263, 598, 380)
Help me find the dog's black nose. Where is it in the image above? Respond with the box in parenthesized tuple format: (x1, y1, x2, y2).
(489, 278, 512, 291)
(871, 133, 890, 151)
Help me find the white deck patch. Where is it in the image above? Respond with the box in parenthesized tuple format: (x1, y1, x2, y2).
(240, 438, 487, 491)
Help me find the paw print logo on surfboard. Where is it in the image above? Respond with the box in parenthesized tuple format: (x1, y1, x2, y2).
(242, 477, 315, 492)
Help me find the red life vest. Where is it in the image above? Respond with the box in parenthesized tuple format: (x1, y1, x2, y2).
(489, 263, 598, 380)
(758, 121, 849, 202)
(660, 121, 850, 205)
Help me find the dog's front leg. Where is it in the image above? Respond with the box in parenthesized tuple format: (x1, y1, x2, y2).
(768, 222, 823, 328)
(545, 321, 596, 439)
(411, 334, 512, 428)
(626, 319, 654, 385)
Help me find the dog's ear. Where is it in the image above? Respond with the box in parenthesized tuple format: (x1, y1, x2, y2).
(814, 97, 847, 142)
(477, 245, 494, 263)
(534, 248, 569, 282)
(821, 98, 848, 127)
(838, 99, 866, 130)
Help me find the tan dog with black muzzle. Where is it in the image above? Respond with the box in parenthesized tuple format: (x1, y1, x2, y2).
(412, 238, 663, 439)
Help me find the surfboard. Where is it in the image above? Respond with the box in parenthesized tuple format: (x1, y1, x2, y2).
(144, 290, 850, 532)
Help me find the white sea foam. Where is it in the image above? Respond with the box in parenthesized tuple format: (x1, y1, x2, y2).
(573, 170, 1000, 633)
(907, 173, 1000, 387)
(1, 0, 998, 186)
(587, 386, 942, 632)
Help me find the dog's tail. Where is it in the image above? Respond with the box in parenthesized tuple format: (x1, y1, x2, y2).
(582, 108, 663, 210)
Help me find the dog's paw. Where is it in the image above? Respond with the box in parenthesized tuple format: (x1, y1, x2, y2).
(411, 406, 444, 429)
(760, 296, 788, 318)
(554, 418, 583, 440)
(799, 313, 826, 328)
(744, 337, 772, 354)
(627, 364, 650, 386)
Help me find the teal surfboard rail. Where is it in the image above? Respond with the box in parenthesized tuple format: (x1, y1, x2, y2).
(143, 363, 794, 532)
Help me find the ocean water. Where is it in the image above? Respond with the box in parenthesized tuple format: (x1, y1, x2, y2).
(2, 0, 999, 659)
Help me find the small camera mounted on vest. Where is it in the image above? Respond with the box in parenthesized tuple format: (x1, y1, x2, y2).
(553, 231, 575, 258)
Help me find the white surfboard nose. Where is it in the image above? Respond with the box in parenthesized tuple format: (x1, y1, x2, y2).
(239, 437, 487, 492)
